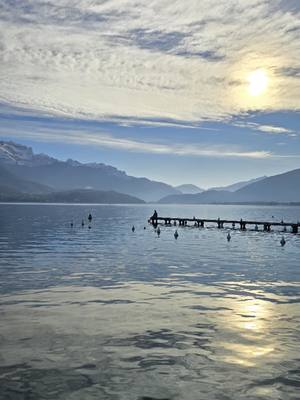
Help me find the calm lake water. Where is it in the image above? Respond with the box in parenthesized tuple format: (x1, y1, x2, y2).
(0, 203, 299, 400)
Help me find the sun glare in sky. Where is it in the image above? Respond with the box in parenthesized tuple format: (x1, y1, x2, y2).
(248, 69, 269, 96)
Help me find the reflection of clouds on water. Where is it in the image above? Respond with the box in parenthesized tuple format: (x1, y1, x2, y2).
(0, 282, 299, 398)
(0, 205, 300, 399)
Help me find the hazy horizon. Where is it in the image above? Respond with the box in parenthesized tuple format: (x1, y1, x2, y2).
(1, 138, 295, 190)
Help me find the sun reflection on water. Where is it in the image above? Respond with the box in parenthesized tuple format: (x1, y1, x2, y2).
(218, 296, 277, 367)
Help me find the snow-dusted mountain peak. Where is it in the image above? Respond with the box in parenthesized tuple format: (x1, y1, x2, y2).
(0, 141, 55, 166)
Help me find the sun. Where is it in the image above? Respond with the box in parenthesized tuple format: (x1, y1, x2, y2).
(247, 69, 268, 96)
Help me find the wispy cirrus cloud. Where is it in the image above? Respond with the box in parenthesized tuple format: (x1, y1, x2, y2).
(234, 121, 297, 136)
(0, 118, 274, 159)
(0, 0, 299, 126)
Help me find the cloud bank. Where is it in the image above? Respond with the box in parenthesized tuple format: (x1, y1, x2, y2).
(0, 0, 299, 125)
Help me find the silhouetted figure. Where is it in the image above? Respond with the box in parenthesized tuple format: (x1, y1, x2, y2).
(227, 232, 231, 242)
(144, 226, 146, 230)
(88, 213, 92, 222)
(174, 230, 179, 239)
(157, 227, 161, 236)
(280, 236, 286, 247)
(255, 224, 258, 231)
(151, 210, 158, 223)
(132, 225, 135, 232)
(70, 221, 74, 228)
(88, 225, 91, 229)
(81, 219, 85, 227)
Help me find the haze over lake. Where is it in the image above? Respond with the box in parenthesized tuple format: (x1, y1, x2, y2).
(0, 203, 299, 400)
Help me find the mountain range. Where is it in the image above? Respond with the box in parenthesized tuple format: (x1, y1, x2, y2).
(175, 184, 204, 194)
(159, 168, 300, 204)
(1, 140, 299, 204)
(0, 141, 179, 202)
(209, 176, 267, 192)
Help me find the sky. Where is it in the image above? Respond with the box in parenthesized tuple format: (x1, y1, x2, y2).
(0, 0, 299, 188)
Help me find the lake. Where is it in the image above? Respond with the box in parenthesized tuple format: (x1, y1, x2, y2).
(0, 203, 299, 400)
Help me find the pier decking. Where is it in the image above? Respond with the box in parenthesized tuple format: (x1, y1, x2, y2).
(149, 216, 300, 233)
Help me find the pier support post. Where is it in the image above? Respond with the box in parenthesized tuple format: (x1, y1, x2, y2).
(292, 224, 298, 234)
(240, 223, 246, 230)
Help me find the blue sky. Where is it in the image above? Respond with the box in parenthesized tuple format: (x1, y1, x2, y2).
(0, 0, 299, 188)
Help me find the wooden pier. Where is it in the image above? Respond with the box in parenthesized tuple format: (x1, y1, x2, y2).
(149, 216, 300, 233)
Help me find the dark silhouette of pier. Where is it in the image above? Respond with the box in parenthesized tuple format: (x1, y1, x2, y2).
(149, 216, 299, 233)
